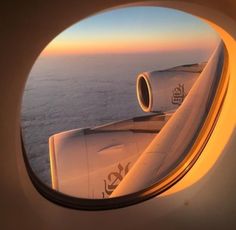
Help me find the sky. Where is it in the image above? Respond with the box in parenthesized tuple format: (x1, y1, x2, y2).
(41, 6, 220, 56)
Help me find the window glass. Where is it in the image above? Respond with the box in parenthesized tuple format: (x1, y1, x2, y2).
(21, 6, 221, 200)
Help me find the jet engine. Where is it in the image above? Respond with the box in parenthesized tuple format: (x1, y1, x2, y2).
(136, 63, 205, 113)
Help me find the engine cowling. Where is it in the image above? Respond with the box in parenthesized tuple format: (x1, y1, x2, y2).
(136, 63, 206, 113)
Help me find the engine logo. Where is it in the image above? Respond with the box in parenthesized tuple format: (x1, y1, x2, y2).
(103, 162, 131, 198)
(171, 83, 186, 105)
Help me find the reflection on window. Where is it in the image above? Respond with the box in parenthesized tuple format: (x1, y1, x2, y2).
(21, 6, 221, 200)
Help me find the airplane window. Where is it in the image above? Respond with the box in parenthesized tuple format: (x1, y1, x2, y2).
(21, 6, 227, 209)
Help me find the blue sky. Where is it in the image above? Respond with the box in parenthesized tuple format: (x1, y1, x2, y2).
(42, 6, 220, 55)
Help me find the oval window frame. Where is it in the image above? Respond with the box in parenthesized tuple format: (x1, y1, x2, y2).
(20, 4, 230, 211)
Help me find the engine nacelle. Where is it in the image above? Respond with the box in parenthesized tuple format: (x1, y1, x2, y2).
(136, 63, 205, 112)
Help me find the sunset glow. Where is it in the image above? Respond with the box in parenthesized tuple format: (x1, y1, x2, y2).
(41, 7, 220, 56)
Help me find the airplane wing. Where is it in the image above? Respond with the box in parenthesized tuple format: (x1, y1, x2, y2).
(111, 42, 224, 197)
(48, 49, 211, 199)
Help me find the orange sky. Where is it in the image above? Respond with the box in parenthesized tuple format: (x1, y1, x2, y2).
(40, 7, 220, 56)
